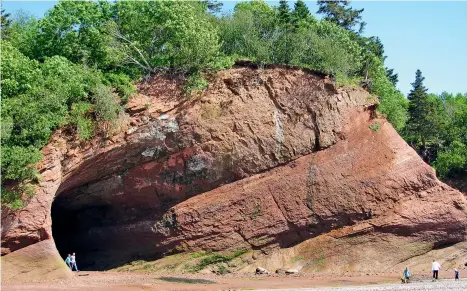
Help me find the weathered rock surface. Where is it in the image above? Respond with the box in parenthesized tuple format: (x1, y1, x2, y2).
(140, 109, 467, 273)
(1, 65, 466, 280)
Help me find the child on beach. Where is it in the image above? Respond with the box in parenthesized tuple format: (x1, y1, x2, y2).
(65, 254, 71, 269)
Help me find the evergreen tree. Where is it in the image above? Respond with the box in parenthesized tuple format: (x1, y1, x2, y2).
(385, 68, 398, 86)
(360, 36, 384, 83)
(278, 0, 291, 25)
(365, 36, 385, 60)
(317, 0, 366, 33)
(1, 9, 12, 38)
(292, 0, 310, 25)
(203, 0, 223, 14)
(406, 69, 436, 148)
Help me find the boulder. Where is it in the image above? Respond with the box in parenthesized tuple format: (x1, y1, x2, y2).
(255, 267, 270, 275)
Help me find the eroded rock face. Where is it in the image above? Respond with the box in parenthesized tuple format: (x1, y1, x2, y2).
(2, 65, 466, 278)
(148, 111, 467, 261)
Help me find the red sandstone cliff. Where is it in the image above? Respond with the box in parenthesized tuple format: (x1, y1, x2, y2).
(2, 65, 466, 281)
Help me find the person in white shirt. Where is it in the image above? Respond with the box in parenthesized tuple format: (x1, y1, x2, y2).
(70, 252, 79, 272)
(431, 260, 441, 280)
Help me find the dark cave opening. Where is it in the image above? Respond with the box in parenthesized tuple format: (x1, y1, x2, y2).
(51, 194, 166, 271)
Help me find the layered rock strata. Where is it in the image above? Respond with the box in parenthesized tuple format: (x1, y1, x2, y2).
(2, 65, 465, 279)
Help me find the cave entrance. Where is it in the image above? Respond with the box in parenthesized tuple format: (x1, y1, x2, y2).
(51, 193, 164, 271)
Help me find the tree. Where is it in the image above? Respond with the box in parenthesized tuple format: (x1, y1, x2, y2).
(1, 9, 12, 38)
(203, 0, 223, 14)
(292, 0, 310, 25)
(364, 36, 384, 60)
(278, 0, 291, 25)
(385, 67, 398, 86)
(35, 1, 116, 68)
(317, 0, 366, 33)
(406, 70, 437, 148)
(432, 92, 467, 178)
(359, 36, 384, 85)
(111, 1, 224, 75)
(367, 55, 408, 130)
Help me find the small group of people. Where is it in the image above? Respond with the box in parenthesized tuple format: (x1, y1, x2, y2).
(65, 253, 79, 272)
(402, 260, 461, 283)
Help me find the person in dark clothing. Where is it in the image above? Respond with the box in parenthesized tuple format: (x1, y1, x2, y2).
(431, 260, 441, 281)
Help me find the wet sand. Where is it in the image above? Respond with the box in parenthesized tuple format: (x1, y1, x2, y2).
(0, 271, 405, 291)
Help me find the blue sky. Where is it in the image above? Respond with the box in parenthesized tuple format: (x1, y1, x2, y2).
(3, 1, 467, 96)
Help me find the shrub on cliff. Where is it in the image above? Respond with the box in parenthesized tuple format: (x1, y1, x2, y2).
(110, 1, 231, 76)
(218, 1, 362, 78)
(0, 41, 123, 201)
(366, 55, 408, 130)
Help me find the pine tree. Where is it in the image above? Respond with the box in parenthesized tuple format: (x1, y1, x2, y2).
(365, 36, 385, 60)
(203, 0, 223, 14)
(317, 0, 366, 33)
(292, 0, 310, 25)
(278, 0, 291, 25)
(385, 68, 399, 86)
(406, 70, 435, 147)
(1, 9, 12, 39)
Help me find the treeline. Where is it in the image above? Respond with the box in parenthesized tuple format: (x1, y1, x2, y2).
(404, 70, 466, 180)
(0, 1, 463, 208)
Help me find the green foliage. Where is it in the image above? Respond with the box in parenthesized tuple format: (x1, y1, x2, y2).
(366, 55, 408, 130)
(92, 84, 120, 121)
(34, 1, 117, 68)
(0, 40, 123, 200)
(104, 73, 135, 103)
(292, 0, 311, 26)
(220, 2, 362, 78)
(2, 183, 36, 210)
(277, 0, 292, 25)
(385, 67, 398, 86)
(317, 0, 366, 33)
(1, 9, 12, 38)
(301, 22, 363, 76)
(190, 249, 247, 272)
(203, 0, 223, 14)
(7, 11, 39, 58)
(418, 92, 467, 178)
(434, 141, 467, 178)
(111, 1, 223, 74)
(405, 70, 438, 147)
(184, 72, 209, 96)
(216, 265, 230, 275)
(69, 102, 94, 141)
(158, 277, 216, 284)
(1, 41, 41, 99)
(369, 122, 381, 132)
(292, 256, 304, 263)
(1, 146, 41, 182)
(190, 251, 207, 259)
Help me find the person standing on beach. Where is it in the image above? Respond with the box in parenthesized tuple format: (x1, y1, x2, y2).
(65, 254, 71, 269)
(431, 260, 441, 281)
(455, 267, 460, 281)
(403, 267, 411, 283)
(70, 252, 79, 272)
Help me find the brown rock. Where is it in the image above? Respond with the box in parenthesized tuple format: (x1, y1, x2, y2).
(1, 66, 465, 280)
